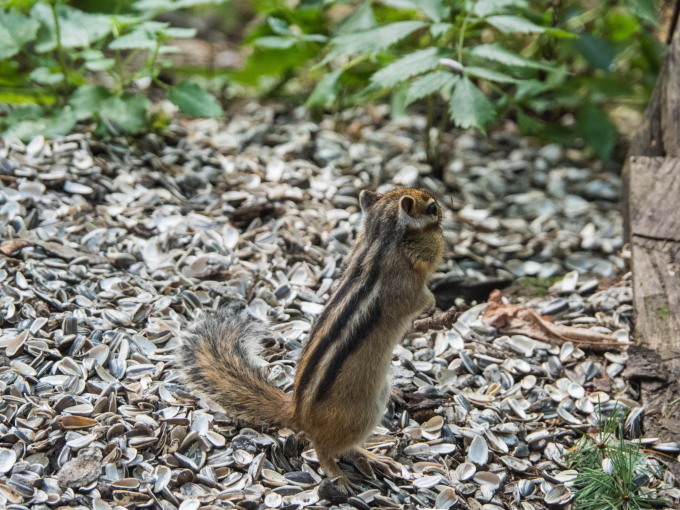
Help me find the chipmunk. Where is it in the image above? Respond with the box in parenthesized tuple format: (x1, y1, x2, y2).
(178, 188, 445, 489)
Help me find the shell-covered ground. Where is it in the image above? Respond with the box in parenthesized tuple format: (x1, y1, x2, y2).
(0, 104, 678, 509)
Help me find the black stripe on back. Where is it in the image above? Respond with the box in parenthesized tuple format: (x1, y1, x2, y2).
(295, 217, 391, 396)
(295, 258, 370, 393)
(313, 296, 382, 403)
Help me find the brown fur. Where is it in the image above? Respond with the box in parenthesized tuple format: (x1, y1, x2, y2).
(178, 188, 445, 483)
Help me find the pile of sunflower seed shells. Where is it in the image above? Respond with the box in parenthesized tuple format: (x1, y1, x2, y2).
(0, 103, 678, 510)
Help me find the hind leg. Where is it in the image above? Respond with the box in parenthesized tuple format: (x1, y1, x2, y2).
(344, 447, 404, 478)
(316, 448, 360, 494)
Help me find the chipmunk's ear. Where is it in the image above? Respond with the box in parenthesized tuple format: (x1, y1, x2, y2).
(359, 190, 381, 211)
(399, 195, 416, 216)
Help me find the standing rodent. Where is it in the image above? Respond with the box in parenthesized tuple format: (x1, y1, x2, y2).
(178, 188, 445, 487)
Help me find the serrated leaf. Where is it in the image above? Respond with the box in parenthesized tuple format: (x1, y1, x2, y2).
(406, 70, 459, 105)
(99, 94, 150, 134)
(464, 66, 518, 83)
(486, 15, 544, 33)
(370, 47, 445, 88)
(69, 85, 113, 121)
(306, 68, 344, 108)
(469, 44, 552, 70)
(169, 81, 223, 117)
(0, 11, 39, 59)
(577, 102, 617, 160)
(326, 21, 426, 61)
(32, 4, 111, 52)
(254, 36, 296, 49)
(449, 76, 495, 131)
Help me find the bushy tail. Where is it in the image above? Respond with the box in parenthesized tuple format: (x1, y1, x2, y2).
(178, 302, 295, 429)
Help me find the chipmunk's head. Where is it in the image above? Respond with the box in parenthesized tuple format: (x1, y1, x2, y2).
(359, 188, 444, 275)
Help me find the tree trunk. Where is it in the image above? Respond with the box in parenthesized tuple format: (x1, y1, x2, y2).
(624, 10, 680, 479)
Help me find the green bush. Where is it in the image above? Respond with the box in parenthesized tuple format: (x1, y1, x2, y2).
(0, 0, 225, 139)
(236, 0, 663, 162)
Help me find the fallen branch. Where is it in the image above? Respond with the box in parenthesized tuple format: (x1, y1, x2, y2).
(412, 305, 466, 333)
(482, 289, 629, 352)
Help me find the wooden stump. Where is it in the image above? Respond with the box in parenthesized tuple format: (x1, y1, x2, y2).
(624, 12, 680, 477)
(629, 157, 680, 375)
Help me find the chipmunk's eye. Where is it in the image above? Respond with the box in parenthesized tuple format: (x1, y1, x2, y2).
(426, 203, 437, 215)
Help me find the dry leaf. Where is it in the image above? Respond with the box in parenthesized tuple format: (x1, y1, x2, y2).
(482, 289, 628, 352)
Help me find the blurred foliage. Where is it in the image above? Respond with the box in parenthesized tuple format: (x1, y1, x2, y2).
(0, 0, 226, 139)
(235, 0, 664, 162)
(0, 0, 665, 159)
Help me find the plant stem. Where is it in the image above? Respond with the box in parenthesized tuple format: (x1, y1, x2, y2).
(50, 2, 69, 86)
(457, 11, 469, 64)
(425, 94, 434, 165)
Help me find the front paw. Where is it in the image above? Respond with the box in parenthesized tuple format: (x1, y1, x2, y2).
(423, 288, 436, 313)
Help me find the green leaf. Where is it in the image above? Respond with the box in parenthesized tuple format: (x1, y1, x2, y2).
(449, 76, 495, 131)
(575, 34, 616, 71)
(469, 44, 552, 70)
(268, 17, 291, 35)
(32, 4, 111, 52)
(133, 0, 227, 13)
(515, 79, 550, 100)
(306, 68, 344, 108)
(29, 67, 64, 85)
(577, 102, 617, 160)
(69, 85, 113, 121)
(335, 1, 376, 35)
(418, 0, 450, 22)
(465, 66, 518, 83)
(391, 82, 410, 119)
(406, 70, 459, 105)
(326, 21, 427, 60)
(430, 22, 453, 38)
(109, 28, 157, 50)
(99, 94, 150, 134)
(3, 108, 76, 141)
(625, 0, 658, 26)
(516, 109, 544, 135)
(163, 27, 197, 39)
(108, 21, 187, 50)
(606, 12, 640, 42)
(254, 36, 296, 49)
(84, 58, 115, 71)
(544, 27, 577, 38)
(473, 0, 529, 18)
(302, 33, 327, 43)
(0, 11, 39, 59)
(486, 15, 544, 33)
(370, 47, 445, 88)
(169, 81, 223, 117)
